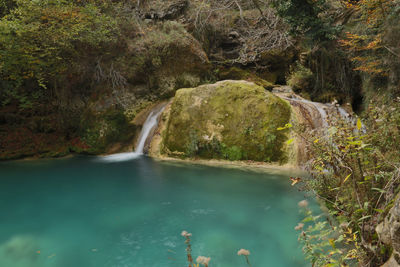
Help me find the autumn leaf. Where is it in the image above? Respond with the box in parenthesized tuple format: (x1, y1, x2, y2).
(290, 177, 302, 186)
(343, 174, 351, 183)
(357, 118, 362, 131)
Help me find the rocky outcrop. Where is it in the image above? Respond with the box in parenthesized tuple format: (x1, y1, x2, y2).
(142, 0, 188, 20)
(376, 194, 400, 266)
(160, 80, 292, 162)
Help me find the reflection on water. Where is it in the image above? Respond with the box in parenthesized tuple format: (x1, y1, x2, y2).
(0, 156, 315, 266)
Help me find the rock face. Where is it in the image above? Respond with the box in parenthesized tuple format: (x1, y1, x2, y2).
(142, 0, 188, 20)
(161, 80, 292, 162)
(376, 194, 400, 266)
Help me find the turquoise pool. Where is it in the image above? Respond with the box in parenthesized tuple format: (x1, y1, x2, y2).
(0, 156, 312, 266)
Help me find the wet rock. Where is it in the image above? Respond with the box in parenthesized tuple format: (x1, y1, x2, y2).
(159, 0, 188, 20)
(143, 0, 188, 20)
(377, 193, 400, 266)
(0, 235, 42, 267)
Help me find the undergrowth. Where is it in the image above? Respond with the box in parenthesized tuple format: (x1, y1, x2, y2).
(293, 98, 400, 266)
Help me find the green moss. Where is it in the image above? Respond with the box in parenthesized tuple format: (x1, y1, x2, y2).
(260, 71, 279, 84)
(80, 109, 135, 154)
(163, 80, 291, 162)
(124, 100, 153, 121)
(218, 67, 275, 90)
(221, 145, 244, 161)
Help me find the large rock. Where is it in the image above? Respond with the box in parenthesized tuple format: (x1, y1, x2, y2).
(376, 193, 400, 266)
(161, 80, 292, 162)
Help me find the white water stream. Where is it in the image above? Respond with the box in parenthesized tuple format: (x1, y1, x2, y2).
(281, 93, 366, 137)
(282, 96, 330, 127)
(99, 105, 166, 162)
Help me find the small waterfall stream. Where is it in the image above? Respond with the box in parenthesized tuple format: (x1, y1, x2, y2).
(99, 105, 166, 162)
(274, 87, 364, 164)
(282, 96, 330, 127)
(282, 94, 364, 132)
(134, 106, 165, 154)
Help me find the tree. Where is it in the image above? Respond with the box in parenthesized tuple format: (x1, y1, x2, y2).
(339, 0, 398, 77)
(270, 0, 340, 43)
(0, 0, 119, 93)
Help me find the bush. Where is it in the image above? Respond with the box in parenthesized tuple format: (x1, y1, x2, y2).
(221, 145, 243, 161)
(0, 0, 119, 91)
(288, 63, 314, 93)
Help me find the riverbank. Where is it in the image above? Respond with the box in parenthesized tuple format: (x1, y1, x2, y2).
(153, 154, 306, 176)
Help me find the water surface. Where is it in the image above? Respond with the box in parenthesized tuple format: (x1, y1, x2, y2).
(0, 156, 313, 266)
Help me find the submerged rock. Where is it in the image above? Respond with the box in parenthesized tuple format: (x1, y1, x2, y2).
(161, 80, 292, 162)
(0, 235, 41, 267)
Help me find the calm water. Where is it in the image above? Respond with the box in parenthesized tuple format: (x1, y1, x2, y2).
(0, 156, 313, 267)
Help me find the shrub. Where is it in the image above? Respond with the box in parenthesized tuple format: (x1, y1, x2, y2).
(222, 145, 243, 161)
(0, 0, 119, 91)
(287, 63, 315, 93)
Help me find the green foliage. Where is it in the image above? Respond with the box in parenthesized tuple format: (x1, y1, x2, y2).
(296, 204, 360, 266)
(287, 63, 314, 93)
(0, 0, 119, 91)
(185, 129, 199, 157)
(81, 109, 133, 153)
(0, 0, 15, 17)
(364, 96, 400, 163)
(270, 0, 340, 42)
(132, 21, 190, 72)
(271, 1, 364, 105)
(221, 145, 243, 161)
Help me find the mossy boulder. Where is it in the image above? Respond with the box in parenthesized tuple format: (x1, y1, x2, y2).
(162, 80, 291, 162)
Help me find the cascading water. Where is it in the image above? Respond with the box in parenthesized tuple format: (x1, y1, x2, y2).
(274, 87, 365, 164)
(99, 105, 166, 162)
(134, 106, 165, 154)
(281, 95, 330, 128)
(283, 94, 366, 132)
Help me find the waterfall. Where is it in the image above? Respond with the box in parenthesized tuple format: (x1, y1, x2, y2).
(282, 96, 330, 128)
(134, 106, 165, 154)
(99, 104, 166, 162)
(283, 95, 366, 133)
